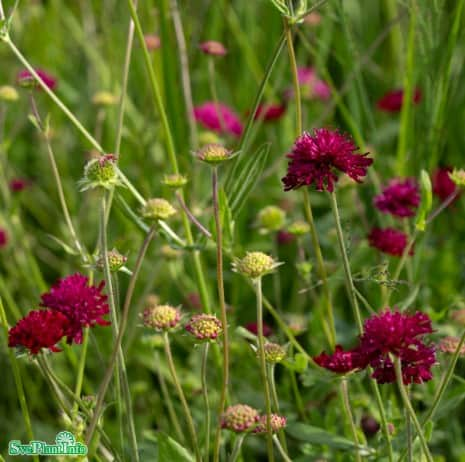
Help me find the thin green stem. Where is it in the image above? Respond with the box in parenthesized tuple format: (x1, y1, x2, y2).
(394, 357, 433, 462)
(163, 332, 202, 462)
(229, 434, 245, 462)
(340, 379, 362, 462)
(270, 364, 288, 454)
(256, 277, 275, 462)
(213, 166, 230, 462)
(73, 327, 89, 415)
(272, 435, 293, 462)
(0, 299, 39, 462)
(202, 342, 211, 461)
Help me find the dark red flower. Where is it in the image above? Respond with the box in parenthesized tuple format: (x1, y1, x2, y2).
(194, 102, 243, 137)
(368, 227, 413, 257)
(8, 309, 71, 354)
(282, 129, 372, 192)
(377, 88, 421, 112)
(9, 178, 29, 192)
(314, 345, 368, 373)
(253, 103, 287, 122)
(374, 178, 420, 218)
(245, 322, 273, 337)
(0, 229, 7, 248)
(17, 69, 57, 91)
(40, 273, 110, 344)
(276, 230, 295, 245)
(432, 167, 458, 202)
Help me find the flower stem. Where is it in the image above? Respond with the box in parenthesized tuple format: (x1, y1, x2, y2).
(394, 357, 434, 462)
(202, 342, 211, 461)
(163, 332, 202, 462)
(73, 327, 89, 415)
(256, 277, 275, 462)
(0, 299, 39, 462)
(340, 379, 362, 462)
(212, 166, 230, 462)
(272, 435, 293, 462)
(229, 434, 245, 462)
(270, 364, 288, 454)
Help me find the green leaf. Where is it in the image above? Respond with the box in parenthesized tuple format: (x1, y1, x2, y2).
(157, 433, 194, 462)
(415, 170, 433, 231)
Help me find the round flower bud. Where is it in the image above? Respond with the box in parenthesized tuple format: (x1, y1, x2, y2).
(438, 336, 465, 355)
(162, 173, 188, 189)
(96, 249, 127, 272)
(253, 414, 287, 434)
(141, 198, 176, 221)
(0, 85, 19, 102)
(92, 91, 118, 106)
(233, 252, 281, 279)
(81, 154, 119, 190)
(257, 206, 286, 232)
(221, 404, 259, 433)
(142, 304, 180, 331)
(185, 314, 223, 341)
(361, 415, 380, 438)
(288, 220, 310, 236)
(263, 342, 286, 364)
(196, 144, 231, 165)
(451, 309, 465, 326)
(199, 40, 227, 56)
(449, 169, 465, 187)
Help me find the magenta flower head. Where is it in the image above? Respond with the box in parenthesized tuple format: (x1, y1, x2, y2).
(368, 227, 413, 257)
(17, 68, 57, 91)
(374, 178, 420, 218)
(377, 88, 422, 112)
(360, 309, 436, 385)
(282, 129, 373, 192)
(199, 40, 227, 56)
(185, 314, 223, 341)
(432, 167, 458, 202)
(8, 309, 71, 354)
(292, 67, 331, 101)
(194, 102, 243, 138)
(253, 414, 287, 434)
(221, 404, 259, 433)
(9, 178, 30, 192)
(0, 228, 7, 249)
(314, 345, 368, 374)
(253, 103, 287, 122)
(40, 273, 110, 344)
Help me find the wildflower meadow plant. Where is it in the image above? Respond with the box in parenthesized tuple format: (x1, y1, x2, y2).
(1, 1, 465, 461)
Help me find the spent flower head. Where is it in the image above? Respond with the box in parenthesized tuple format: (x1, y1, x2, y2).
(263, 342, 287, 364)
(233, 251, 282, 279)
(80, 154, 120, 191)
(221, 404, 259, 433)
(185, 314, 223, 341)
(256, 206, 286, 232)
(141, 198, 176, 221)
(142, 304, 180, 331)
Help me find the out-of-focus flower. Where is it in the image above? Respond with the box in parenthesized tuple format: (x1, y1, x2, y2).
(233, 252, 281, 279)
(40, 273, 110, 344)
(288, 220, 310, 236)
(141, 198, 176, 221)
(253, 414, 287, 434)
(290, 66, 331, 101)
(199, 40, 227, 56)
(253, 103, 287, 122)
(432, 167, 458, 202)
(314, 345, 368, 374)
(451, 309, 465, 326)
(245, 322, 273, 337)
(221, 404, 259, 433)
(142, 304, 180, 331)
(377, 88, 422, 112)
(368, 227, 413, 257)
(9, 178, 29, 192)
(449, 168, 465, 187)
(256, 206, 286, 232)
(282, 129, 372, 192)
(8, 309, 71, 354)
(144, 35, 161, 51)
(17, 68, 57, 91)
(184, 292, 202, 311)
(361, 415, 380, 438)
(374, 178, 420, 218)
(194, 102, 243, 138)
(92, 91, 118, 106)
(0, 85, 19, 102)
(263, 342, 286, 364)
(185, 314, 223, 340)
(162, 173, 188, 189)
(0, 229, 7, 248)
(276, 230, 295, 245)
(303, 12, 322, 26)
(438, 336, 465, 355)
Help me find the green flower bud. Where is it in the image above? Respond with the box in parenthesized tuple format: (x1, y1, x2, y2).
(96, 249, 127, 272)
(288, 220, 310, 236)
(257, 206, 286, 232)
(141, 198, 176, 221)
(263, 342, 286, 364)
(196, 144, 231, 165)
(80, 154, 120, 191)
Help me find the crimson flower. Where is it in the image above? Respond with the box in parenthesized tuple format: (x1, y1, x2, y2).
(8, 309, 71, 354)
(0, 229, 7, 248)
(314, 345, 368, 374)
(253, 103, 287, 122)
(245, 322, 273, 337)
(368, 227, 413, 257)
(17, 69, 57, 91)
(9, 178, 29, 192)
(282, 129, 373, 192)
(432, 167, 458, 202)
(194, 102, 243, 137)
(377, 88, 421, 112)
(374, 178, 420, 218)
(40, 273, 110, 344)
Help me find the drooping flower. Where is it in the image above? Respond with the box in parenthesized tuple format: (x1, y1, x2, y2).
(368, 227, 413, 257)
(199, 40, 227, 56)
(282, 129, 372, 192)
(221, 404, 259, 433)
(245, 322, 273, 337)
(8, 309, 71, 354)
(374, 178, 420, 218)
(377, 88, 422, 112)
(253, 414, 287, 434)
(9, 178, 29, 192)
(17, 68, 57, 91)
(0, 228, 8, 248)
(314, 345, 368, 374)
(185, 314, 223, 340)
(194, 102, 243, 137)
(432, 167, 458, 202)
(40, 273, 110, 344)
(253, 103, 287, 122)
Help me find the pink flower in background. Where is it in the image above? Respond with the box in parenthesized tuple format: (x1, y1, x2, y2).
(0, 229, 8, 248)
(282, 129, 372, 192)
(17, 68, 57, 91)
(253, 103, 287, 122)
(295, 66, 331, 101)
(144, 35, 161, 51)
(432, 167, 458, 202)
(368, 227, 412, 257)
(276, 230, 295, 245)
(377, 88, 422, 112)
(9, 178, 29, 192)
(374, 178, 420, 218)
(194, 102, 243, 137)
(199, 40, 227, 56)
(245, 321, 273, 337)
(40, 273, 110, 344)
